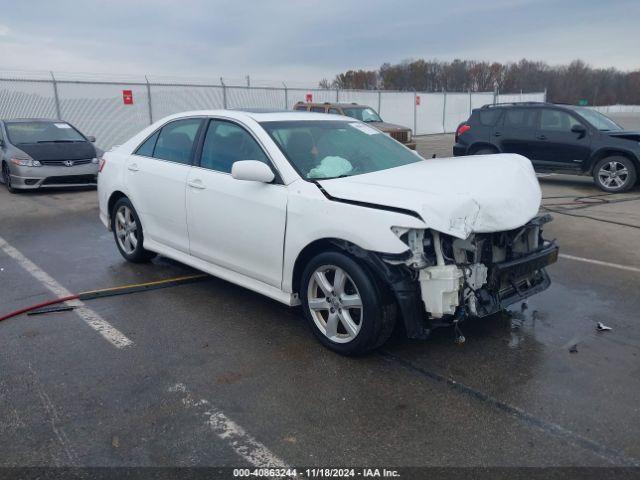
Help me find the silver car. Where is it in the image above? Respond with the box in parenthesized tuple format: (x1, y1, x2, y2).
(0, 119, 102, 192)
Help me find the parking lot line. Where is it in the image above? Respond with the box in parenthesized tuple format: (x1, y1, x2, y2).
(559, 253, 640, 274)
(0, 235, 133, 349)
(169, 383, 289, 468)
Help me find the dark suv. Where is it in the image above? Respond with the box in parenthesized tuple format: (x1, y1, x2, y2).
(453, 102, 639, 192)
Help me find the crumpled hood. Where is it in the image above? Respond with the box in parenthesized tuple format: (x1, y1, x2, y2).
(318, 154, 541, 239)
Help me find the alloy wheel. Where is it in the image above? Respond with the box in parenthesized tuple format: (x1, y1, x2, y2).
(115, 205, 139, 255)
(307, 265, 363, 343)
(598, 160, 629, 190)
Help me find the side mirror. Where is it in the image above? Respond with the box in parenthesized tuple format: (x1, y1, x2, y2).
(571, 124, 586, 134)
(86, 135, 96, 143)
(231, 160, 275, 183)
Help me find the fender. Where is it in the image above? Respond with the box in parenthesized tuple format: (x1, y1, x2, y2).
(586, 147, 640, 174)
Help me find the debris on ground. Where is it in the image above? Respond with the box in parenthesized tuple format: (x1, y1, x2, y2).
(596, 322, 612, 332)
(569, 344, 578, 354)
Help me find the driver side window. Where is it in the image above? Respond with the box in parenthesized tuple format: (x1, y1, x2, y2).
(200, 120, 269, 173)
(540, 109, 582, 132)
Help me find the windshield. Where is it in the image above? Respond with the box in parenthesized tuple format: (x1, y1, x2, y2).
(341, 107, 383, 123)
(261, 120, 420, 180)
(568, 107, 623, 131)
(5, 121, 86, 144)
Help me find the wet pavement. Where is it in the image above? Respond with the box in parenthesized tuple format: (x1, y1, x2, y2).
(1, 132, 640, 468)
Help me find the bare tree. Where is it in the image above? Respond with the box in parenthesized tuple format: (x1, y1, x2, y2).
(321, 58, 640, 105)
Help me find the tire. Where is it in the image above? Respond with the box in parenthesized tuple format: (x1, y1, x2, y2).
(2, 162, 18, 194)
(472, 147, 498, 155)
(593, 156, 637, 193)
(111, 197, 156, 263)
(300, 251, 397, 355)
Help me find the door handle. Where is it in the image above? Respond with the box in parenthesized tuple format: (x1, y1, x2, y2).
(127, 163, 139, 172)
(536, 135, 547, 140)
(188, 179, 206, 190)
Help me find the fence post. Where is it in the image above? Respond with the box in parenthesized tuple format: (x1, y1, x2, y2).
(543, 88, 547, 102)
(283, 82, 288, 109)
(468, 89, 472, 116)
(220, 77, 227, 109)
(413, 90, 417, 135)
(493, 87, 498, 105)
(377, 90, 382, 114)
(145, 75, 153, 125)
(442, 89, 447, 133)
(336, 88, 339, 102)
(50, 71, 62, 120)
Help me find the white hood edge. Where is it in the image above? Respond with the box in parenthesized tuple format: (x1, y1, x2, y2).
(318, 154, 542, 239)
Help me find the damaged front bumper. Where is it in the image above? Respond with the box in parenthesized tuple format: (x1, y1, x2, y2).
(379, 214, 558, 339)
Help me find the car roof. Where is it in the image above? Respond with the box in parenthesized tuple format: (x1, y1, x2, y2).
(480, 102, 572, 110)
(158, 109, 355, 123)
(296, 102, 370, 109)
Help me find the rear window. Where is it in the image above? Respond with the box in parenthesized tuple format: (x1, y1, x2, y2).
(477, 109, 502, 126)
(5, 121, 86, 144)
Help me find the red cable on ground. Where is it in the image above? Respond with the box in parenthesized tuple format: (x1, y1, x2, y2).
(0, 294, 79, 323)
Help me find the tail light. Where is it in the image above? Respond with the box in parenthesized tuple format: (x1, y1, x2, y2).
(98, 157, 106, 173)
(455, 124, 471, 141)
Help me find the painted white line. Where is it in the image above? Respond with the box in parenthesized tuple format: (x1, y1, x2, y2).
(169, 383, 288, 468)
(28, 363, 79, 466)
(559, 253, 640, 274)
(0, 235, 133, 349)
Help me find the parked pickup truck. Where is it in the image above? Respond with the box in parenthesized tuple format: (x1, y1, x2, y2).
(295, 102, 416, 149)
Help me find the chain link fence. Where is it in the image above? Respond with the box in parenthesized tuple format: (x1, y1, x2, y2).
(0, 71, 546, 150)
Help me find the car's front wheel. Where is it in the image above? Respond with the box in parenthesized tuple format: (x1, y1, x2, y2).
(593, 156, 637, 193)
(111, 197, 156, 263)
(300, 251, 396, 355)
(2, 162, 18, 193)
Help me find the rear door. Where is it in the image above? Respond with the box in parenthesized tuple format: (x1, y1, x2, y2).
(493, 108, 538, 160)
(125, 117, 204, 253)
(530, 108, 591, 169)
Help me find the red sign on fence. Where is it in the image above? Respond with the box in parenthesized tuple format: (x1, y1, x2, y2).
(305, 93, 313, 102)
(122, 90, 134, 105)
(415, 95, 421, 106)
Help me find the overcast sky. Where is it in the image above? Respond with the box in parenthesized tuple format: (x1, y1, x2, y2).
(0, 0, 638, 85)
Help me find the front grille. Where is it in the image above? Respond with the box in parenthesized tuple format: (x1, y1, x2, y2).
(42, 175, 97, 185)
(40, 159, 94, 166)
(390, 131, 409, 143)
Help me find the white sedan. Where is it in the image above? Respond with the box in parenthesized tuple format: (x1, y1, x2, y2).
(98, 110, 558, 355)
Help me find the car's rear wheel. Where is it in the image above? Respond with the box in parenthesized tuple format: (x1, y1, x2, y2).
(111, 197, 156, 263)
(300, 251, 396, 355)
(473, 147, 498, 155)
(2, 162, 18, 193)
(593, 156, 637, 193)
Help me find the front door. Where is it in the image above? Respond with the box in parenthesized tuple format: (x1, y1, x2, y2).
(186, 119, 287, 288)
(530, 108, 591, 169)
